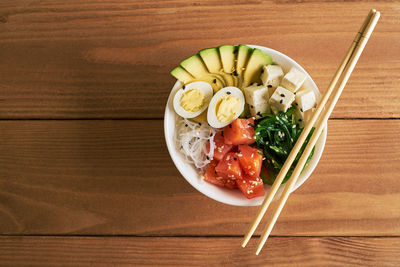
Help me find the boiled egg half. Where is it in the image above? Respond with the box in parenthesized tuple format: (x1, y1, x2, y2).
(207, 87, 245, 128)
(173, 81, 213, 118)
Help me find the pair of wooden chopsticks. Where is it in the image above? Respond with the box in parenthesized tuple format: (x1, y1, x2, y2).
(242, 9, 381, 255)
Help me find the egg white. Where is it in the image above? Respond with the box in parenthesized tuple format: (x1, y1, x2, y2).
(207, 86, 245, 128)
(173, 81, 213, 118)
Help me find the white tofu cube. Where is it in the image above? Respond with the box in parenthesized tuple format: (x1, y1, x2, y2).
(261, 65, 284, 89)
(294, 88, 316, 112)
(244, 84, 270, 117)
(294, 107, 316, 128)
(281, 68, 306, 93)
(243, 84, 269, 106)
(269, 86, 295, 114)
(249, 102, 270, 118)
(267, 86, 276, 98)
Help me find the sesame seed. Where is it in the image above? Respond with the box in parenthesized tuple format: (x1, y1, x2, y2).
(237, 153, 243, 157)
(185, 124, 188, 127)
(299, 119, 302, 122)
(250, 105, 254, 108)
(294, 92, 297, 95)
(267, 85, 272, 88)
(234, 157, 237, 161)
(210, 133, 213, 137)
(280, 99, 283, 104)
(206, 156, 209, 160)
(180, 145, 183, 150)
(301, 108, 303, 112)
(214, 170, 217, 174)
(295, 103, 298, 106)
(233, 70, 238, 76)
(182, 85, 186, 89)
(227, 91, 231, 95)
(281, 94, 285, 97)
(198, 122, 202, 126)
(261, 69, 264, 74)
(242, 67, 245, 71)
(229, 125, 232, 128)
(213, 79, 217, 84)
(251, 153, 254, 158)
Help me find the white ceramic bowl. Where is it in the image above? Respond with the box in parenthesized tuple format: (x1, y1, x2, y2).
(164, 45, 327, 206)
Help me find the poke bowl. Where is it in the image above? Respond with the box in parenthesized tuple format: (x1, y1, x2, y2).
(164, 45, 327, 206)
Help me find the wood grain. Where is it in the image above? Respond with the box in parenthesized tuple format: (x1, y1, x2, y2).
(0, 236, 399, 266)
(1, 119, 399, 236)
(0, 1, 399, 119)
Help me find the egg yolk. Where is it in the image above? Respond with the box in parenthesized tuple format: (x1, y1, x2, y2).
(215, 95, 240, 123)
(180, 89, 205, 112)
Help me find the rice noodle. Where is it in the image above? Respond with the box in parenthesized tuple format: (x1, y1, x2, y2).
(175, 116, 217, 170)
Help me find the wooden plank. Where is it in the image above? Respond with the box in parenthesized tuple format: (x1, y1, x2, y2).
(0, 1, 399, 119)
(0, 236, 399, 266)
(1, 119, 399, 236)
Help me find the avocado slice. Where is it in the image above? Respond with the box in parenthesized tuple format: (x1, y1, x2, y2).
(199, 48, 234, 86)
(218, 45, 237, 73)
(231, 74, 239, 87)
(170, 66, 195, 84)
(242, 49, 273, 87)
(180, 54, 210, 78)
(196, 76, 224, 93)
(179, 54, 226, 87)
(199, 48, 222, 73)
(236, 45, 253, 75)
(218, 72, 235, 86)
(170, 66, 224, 92)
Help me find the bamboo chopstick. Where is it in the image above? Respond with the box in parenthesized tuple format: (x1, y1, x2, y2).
(254, 10, 380, 255)
(241, 9, 378, 249)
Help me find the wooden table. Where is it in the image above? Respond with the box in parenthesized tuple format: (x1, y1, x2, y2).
(1, 1, 399, 266)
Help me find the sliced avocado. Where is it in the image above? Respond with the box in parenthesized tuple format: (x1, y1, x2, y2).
(236, 45, 253, 75)
(199, 48, 222, 73)
(218, 45, 237, 73)
(218, 71, 234, 86)
(170, 66, 195, 84)
(198, 49, 234, 86)
(180, 54, 209, 78)
(242, 49, 273, 87)
(195, 75, 224, 93)
(231, 74, 239, 87)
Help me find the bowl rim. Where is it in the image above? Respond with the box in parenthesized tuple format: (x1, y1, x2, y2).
(164, 44, 327, 206)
